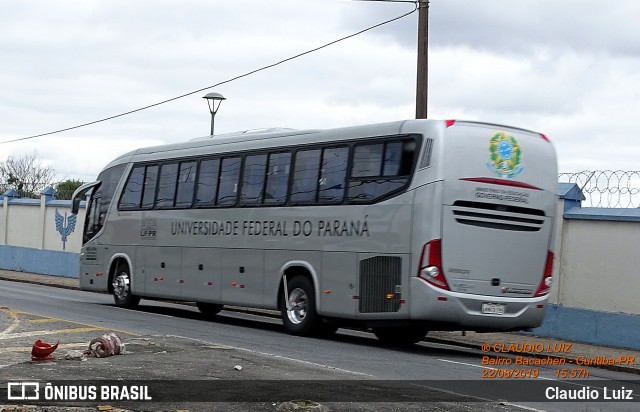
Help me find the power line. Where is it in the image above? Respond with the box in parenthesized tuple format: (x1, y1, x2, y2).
(1, 3, 418, 145)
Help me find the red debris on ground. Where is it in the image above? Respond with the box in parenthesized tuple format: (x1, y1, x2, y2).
(31, 339, 59, 361)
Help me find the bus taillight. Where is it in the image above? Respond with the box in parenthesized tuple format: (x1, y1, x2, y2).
(534, 251, 554, 297)
(418, 239, 450, 290)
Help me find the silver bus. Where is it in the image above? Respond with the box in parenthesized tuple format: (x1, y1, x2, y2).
(72, 119, 557, 344)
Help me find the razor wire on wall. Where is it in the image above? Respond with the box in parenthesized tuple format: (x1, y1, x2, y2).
(558, 171, 640, 208)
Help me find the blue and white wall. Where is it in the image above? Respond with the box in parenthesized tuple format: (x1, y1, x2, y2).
(532, 183, 640, 350)
(1, 184, 639, 350)
(0, 188, 85, 277)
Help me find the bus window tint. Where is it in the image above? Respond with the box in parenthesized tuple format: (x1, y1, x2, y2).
(291, 149, 320, 203)
(217, 156, 240, 206)
(88, 164, 126, 242)
(240, 154, 267, 205)
(264, 152, 291, 205)
(195, 158, 220, 206)
(382, 142, 402, 176)
(175, 161, 197, 208)
(348, 178, 407, 203)
(141, 165, 159, 209)
(119, 166, 145, 209)
(399, 140, 417, 175)
(352, 144, 383, 177)
(347, 139, 416, 203)
(318, 147, 348, 204)
(156, 163, 179, 208)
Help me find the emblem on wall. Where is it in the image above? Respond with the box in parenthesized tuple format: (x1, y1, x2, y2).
(487, 131, 524, 178)
(55, 209, 77, 251)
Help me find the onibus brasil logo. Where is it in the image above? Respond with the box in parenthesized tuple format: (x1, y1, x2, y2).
(487, 131, 524, 178)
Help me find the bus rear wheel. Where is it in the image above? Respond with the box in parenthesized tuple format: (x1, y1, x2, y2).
(281, 276, 322, 336)
(372, 326, 428, 345)
(112, 264, 140, 309)
(197, 302, 223, 320)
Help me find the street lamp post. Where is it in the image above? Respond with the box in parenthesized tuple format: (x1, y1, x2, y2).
(202, 92, 226, 136)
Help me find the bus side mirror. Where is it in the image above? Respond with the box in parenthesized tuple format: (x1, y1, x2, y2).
(72, 197, 81, 215)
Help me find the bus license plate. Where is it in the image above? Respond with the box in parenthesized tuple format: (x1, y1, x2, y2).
(482, 303, 505, 315)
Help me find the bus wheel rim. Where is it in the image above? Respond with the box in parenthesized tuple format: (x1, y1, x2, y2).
(113, 272, 130, 300)
(287, 288, 307, 325)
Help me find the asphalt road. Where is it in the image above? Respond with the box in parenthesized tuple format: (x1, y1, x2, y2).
(1, 280, 639, 412)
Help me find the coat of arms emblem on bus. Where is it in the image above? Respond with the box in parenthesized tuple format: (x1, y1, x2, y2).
(487, 131, 523, 178)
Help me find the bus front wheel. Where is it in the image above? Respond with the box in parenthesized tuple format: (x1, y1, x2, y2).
(372, 326, 428, 345)
(281, 276, 320, 336)
(112, 264, 140, 309)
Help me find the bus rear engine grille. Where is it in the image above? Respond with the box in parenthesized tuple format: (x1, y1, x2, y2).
(452, 201, 545, 232)
(359, 256, 402, 313)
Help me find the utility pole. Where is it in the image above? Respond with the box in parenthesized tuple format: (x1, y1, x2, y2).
(415, 0, 429, 119)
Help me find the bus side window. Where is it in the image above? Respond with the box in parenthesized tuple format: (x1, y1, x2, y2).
(399, 140, 417, 176)
(290, 149, 320, 204)
(264, 152, 291, 205)
(382, 142, 402, 176)
(353, 144, 384, 177)
(195, 158, 220, 207)
(141, 165, 159, 209)
(87, 192, 101, 235)
(156, 163, 179, 209)
(240, 154, 267, 206)
(217, 156, 241, 206)
(318, 146, 348, 204)
(118, 166, 145, 210)
(175, 161, 197, 208)
(347, 139, 416, 203)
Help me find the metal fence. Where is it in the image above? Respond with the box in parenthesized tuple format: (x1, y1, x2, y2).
(558, 171, 640, 208)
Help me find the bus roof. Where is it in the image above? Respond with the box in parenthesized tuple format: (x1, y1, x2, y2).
(100, 119, 549, 172)
(102, 119, 415, 170)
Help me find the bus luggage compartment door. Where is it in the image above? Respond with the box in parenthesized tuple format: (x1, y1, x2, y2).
(441, 201, 553, 298)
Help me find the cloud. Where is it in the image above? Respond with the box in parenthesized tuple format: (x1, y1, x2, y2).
(0, 0, 639, 182)
(346, 0, 640, 58)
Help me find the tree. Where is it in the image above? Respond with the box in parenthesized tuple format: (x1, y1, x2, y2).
(0, 151, 57, 198)
(55, 179, 84, 200)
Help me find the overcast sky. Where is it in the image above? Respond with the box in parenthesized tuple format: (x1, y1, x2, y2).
(1, 0, 638, 183)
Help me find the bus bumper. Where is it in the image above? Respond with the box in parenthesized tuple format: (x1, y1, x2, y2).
(408, 277, 548, 331)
